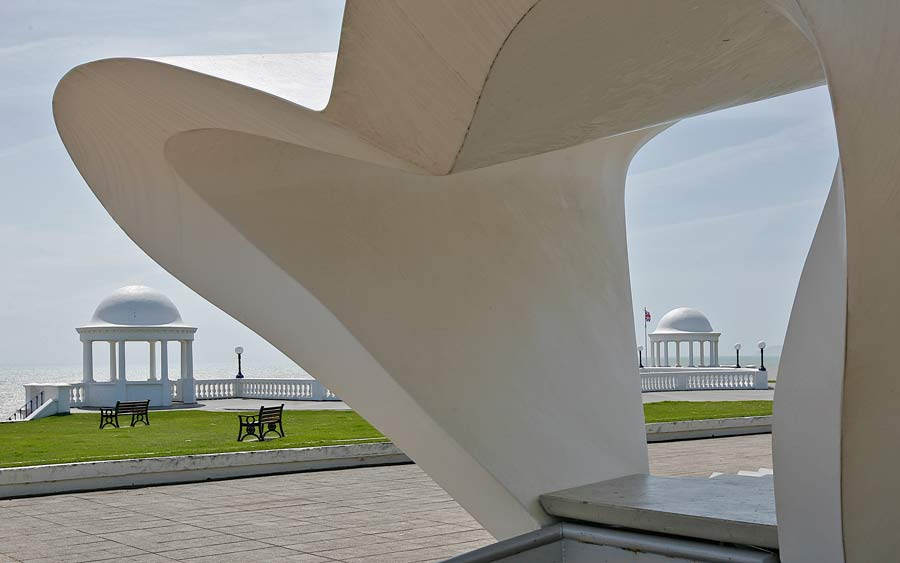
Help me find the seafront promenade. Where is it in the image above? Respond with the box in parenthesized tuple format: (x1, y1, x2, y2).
(65, 388, 774, 414)
(0, 435, 771, 563)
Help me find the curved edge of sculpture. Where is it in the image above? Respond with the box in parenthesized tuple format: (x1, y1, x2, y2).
(773, 166, 846, 561)
(770, 0, 900, 560)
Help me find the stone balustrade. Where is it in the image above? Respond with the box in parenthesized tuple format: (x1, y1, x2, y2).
(193, 378, 339, 401)
(10, 377, 339, 422)
(640, 368, 769, 392)
(69, 383, 85, 407)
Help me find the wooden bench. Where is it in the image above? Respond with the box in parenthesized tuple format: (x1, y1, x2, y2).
(237, 404, 285, 442)
(99, 400, 150, 429)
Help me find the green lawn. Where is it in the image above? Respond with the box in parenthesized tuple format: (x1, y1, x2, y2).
(0, 401, 773, 468)
(643, 400, 772, 423)
(0, 410, 386, 468)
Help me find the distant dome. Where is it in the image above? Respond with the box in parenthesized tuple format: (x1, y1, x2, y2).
(88, 285, 184, 326)
(653, 307, 714, 334)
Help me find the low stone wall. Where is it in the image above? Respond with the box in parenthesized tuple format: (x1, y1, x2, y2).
(0, 442, 408, 499)
(646, 416, 771, 443)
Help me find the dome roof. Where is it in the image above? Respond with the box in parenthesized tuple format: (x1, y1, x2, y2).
(87, 285, 185, 327)
(653, 307, 714, 334)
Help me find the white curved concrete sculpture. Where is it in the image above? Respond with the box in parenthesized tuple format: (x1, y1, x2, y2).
(52, 1, 900, 559)
(768, 1, 900, 561)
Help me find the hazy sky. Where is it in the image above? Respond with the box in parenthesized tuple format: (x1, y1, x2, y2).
(0, 2, 837, 370)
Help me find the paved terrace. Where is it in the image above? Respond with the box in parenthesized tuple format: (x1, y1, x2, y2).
(0, 435, 771, 563)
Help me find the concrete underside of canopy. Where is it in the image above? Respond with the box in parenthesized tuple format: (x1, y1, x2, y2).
(51, 0, 900, 560)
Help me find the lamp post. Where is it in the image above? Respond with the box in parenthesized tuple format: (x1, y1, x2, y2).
(757, 341, 767, 371)
(234, 346, 244, 379)
(734, 343, 742, 368)
(638, 345, 644, 369)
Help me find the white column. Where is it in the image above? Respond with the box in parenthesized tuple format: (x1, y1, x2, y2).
(117, 341, 126, 381)
(116, 340, 127, 401)
(160, 341, 168, 381)
(663, 341, 669, 367)
(180, 340, 196, 403)
(82, 340, 94, 383)
(712, 340, 719, 367)
(688, 340, 694, 367)
(186, 340, 194, 379)
(675, 341, 681, 367)
(148, 341, 157, 381)
(700, 341, 705, 367)
(109, 341, 117, 382)
(160, 340, 171, 407)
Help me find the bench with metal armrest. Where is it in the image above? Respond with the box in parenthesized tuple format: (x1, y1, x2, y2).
(99, 400, 150, 429)
(237, 404, 285, 442)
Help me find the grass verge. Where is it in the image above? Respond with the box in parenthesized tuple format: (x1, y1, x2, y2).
(0, 401, 773, 468)
(643, 400, 772, 423)
(0, 410, 386, 468)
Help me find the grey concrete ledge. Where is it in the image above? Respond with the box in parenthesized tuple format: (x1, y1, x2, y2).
(646, 416, 771, 442)
(446, 522, 778, 563)
(0, 442, 410, 499)
(541, 474, 778, 550)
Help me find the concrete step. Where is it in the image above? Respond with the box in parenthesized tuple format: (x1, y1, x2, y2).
(540, 473, 778, 550)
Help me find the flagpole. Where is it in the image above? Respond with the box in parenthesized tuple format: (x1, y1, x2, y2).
(643, 306, 648, 366)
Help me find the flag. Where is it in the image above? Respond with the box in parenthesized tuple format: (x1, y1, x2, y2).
(644, 309, 651, 323)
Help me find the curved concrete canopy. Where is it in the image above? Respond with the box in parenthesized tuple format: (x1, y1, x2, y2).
(51, 0, 900, 560)
(64, 1, 824, 176)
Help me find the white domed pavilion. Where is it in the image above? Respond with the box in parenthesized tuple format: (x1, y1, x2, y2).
(75, 286, 197, 406)
(640, 307, 767, 392)
(648, 307, 720, 367)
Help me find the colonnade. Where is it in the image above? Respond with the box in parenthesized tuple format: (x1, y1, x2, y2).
(81, 339, 193, 383)
(649, 339, 718, 368)
(80, 338, 195, 404)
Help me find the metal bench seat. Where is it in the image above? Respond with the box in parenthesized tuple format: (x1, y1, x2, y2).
(99, 400, 151, 429)
(237, 404, 285, 442)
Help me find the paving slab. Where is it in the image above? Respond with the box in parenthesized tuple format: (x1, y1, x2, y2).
(0, 436, 774, 562)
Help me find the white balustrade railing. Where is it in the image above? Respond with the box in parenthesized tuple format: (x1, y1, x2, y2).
(640, 368, 768, 392)
(69, 383, 85, 407)
(193, 378, 339, 402)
